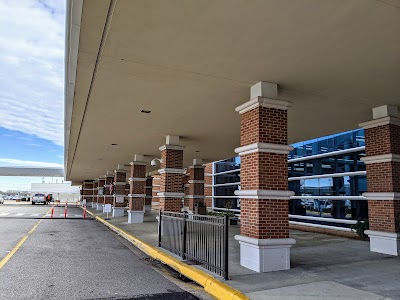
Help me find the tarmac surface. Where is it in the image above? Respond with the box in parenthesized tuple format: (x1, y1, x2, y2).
(0, 203, 204, 300)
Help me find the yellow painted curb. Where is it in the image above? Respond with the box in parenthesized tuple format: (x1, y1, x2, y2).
(85, 209, 249, 300)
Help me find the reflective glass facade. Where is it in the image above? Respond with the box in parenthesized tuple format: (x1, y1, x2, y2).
(211, 129, 368, 226)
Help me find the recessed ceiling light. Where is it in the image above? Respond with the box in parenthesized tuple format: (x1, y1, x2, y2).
(141, 110, 151, 114)
(111, 143, 117, 146)
(195, 150, 200, 153)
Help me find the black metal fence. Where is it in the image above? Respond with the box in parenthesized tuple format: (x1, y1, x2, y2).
(158, 211, 229, 280)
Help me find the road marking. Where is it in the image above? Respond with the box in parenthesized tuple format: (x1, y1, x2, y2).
(75, 214, 82, 217)
(0, 213, 10, 216)
(30, 214, 39, 217)
(0, 208, 52, 270)
(15, 213, 24, 216)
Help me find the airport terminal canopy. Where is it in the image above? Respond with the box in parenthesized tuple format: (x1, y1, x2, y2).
(65, 0, 400, 182)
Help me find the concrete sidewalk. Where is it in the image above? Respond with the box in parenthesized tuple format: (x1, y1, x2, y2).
(86, 207, 400, 300)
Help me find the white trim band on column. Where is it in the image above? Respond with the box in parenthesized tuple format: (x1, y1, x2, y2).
(113, 182, 127, 186)
(235, 142, 293, 156)
(188, 180, 205, 184)
(235, 97, 292, 114)
(128, 177, 147, 182)
(184, 195, 205, 199)
(158, 168, 186, 174)
(159, 144, 185, 151)
(145, 186, 153, 188)
(359, 116, 400, 129)
(130, 161, 147, 166)
(188, 165, 205, 169)
(157, 192, 184, 198)
(128, 194, 146, 197)
(235, 190, 294, 200)
(362, 192, 400, 201)
(361, 154, 400, 164)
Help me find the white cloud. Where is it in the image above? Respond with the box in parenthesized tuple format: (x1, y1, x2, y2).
(0, 0, 65, 146)
(0, 158, 63, 168)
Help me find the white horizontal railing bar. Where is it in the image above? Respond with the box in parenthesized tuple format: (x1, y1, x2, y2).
(288, 146, 365, 163)
(213, 169, 241, 176)
(289, 221, 351, 232)
(212, 182, 241, 187)
(212, 196, 239, 198)
(288, 171, 366, 181)
(289, 221, 352, 232)
(289, 214, 357, 224)
(290, 196, 366, 200)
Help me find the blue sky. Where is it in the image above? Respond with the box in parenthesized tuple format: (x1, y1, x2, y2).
(0, 0, 66, 190)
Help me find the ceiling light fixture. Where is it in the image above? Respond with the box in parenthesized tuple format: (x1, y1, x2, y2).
(111, 143, 117, 146)
(141, 110, 151, 114)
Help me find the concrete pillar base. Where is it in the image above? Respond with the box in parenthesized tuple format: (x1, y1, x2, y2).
(365, 230, 400, 256)
(91, 202, 97, 208)
(144, 205, 152, 212)
(127, 210, 145, 223)
(112, 207, 125, 217)
(96, 203, 103, 211)
(234, 235, 296, 272)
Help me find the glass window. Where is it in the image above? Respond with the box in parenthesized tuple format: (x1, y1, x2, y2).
(214, 172, 240, 185)
(215, 157, 240, 173)
(321, 157, 335, 174)
(214, 185, 239, 196)
(214, 198, 240, 210)
(334, 132, 353, 151)
(336, 154, 355, 173)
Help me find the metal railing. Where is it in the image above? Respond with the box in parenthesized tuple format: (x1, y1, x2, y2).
(158, 211, 228, 280)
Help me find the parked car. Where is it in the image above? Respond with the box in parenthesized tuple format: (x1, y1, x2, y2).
(0, 197, 4, 204)
(12, 195, 21, 201)
(32, 194, 46, 205)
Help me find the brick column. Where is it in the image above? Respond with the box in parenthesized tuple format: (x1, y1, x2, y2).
(183, 174, 190, 209)
(82, 181, 94, 206)
(360, 105, 400, 256)
(158, 135, 185, 212)
(92, 179, 98, 208)
(187, 159, 205, 213)
(234, 81, 296, 272)
(103, 171, 114, 212)
(127, 155, 147, 223)
(125, 183, 130, 208)
(145, 176, 153, 212)
(112, 164, 127, 217)
(152, 175, 161, 210)
(96, 176, 106, 211)
(204, 163, 213, 209)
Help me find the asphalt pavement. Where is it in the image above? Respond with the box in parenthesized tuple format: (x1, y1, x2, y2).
(0, 204, 200, 300)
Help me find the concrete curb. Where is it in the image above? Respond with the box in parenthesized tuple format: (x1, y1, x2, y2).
(85, 209, 249, 300)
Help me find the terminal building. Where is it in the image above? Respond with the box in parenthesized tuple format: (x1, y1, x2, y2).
(210, 129, 368, 231)
(65, 1, 400, 273)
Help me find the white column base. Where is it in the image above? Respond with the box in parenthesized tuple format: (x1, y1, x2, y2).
(234, 235, 296, 272)
(365, 230, 400, 256)
(112, 207, 125, 217)
(127, 210, 145, 223)
(144, 205, 152, 212)
(86, 202, 92, 207)
(91, 202, 97, 208)
(96, 203, 103, 211)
